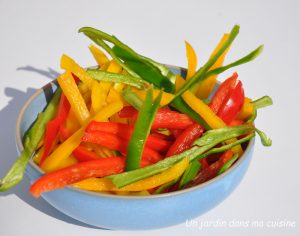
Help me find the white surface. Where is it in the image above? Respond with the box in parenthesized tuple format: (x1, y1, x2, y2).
(0, 0, 299, 235)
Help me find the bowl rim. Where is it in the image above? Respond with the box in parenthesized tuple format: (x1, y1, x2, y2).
(16, 71, 255, 200)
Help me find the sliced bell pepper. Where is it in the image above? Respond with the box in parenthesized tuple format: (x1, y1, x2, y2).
(39, 93, 71, 165)
(60, 54, 94, 89)
(195, 34, 230, 98)
(30, 157, 125, 197)
(217, 80, 245, 124)
(209, 72, 238, 114)
(64, 108, 81, 135)
(86, 121, 172, 152)
(57, 72, 90, 125)
(177, 75, 243, 154)
(218, 153, 239, 175)
(72, 145, 103, 162)
(73, 158, 189, 192)
(185, 41, 197, 80)
(41, 101, 123, 173)
(89, 44, 110, 66)
(90, 81, 105, 115)
(81, 131, 162, 164)
(119, 106, 194, 130)
(132, 88, 174, 106)
(237, 97, 254, 120)
(166, 123, 204, 156)
(0, 89, 61, 192)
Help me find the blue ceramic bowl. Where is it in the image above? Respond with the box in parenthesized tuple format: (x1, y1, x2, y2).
(15, 66, 255, 230)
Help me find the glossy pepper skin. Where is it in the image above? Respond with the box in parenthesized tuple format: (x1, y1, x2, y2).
(30, 157, 125, 197)
(209, 72, 238, 114)
(86, 121, 171, 152)
(81, 131, 163, 164)
(166, 123, 204, 156)
(217, 80, 245, 124)
(118, 106, 194, 130)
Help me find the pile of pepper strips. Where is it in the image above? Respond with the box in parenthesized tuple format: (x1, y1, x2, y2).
(0, 25, 272, 196)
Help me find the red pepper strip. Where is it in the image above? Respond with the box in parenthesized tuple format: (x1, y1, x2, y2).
(72, 145, 103, 162)
(59, 125, 72, 142)
(152, 109, 194, 129)
(86, 121, 172, 152)
(169, 129, 183, 139)
(118, 106, 137, 118)
(209, 72, 238, 114)
(199, 159, 209, 169)
(166, 123, 204, 156)
(30, 157, 125, 197)
(73, 144, 151, 167)
(81, 131, 163, 164)
(217, 81, 245, 124)
(39, 94, 70, 165)
(119, 107, 194, 129)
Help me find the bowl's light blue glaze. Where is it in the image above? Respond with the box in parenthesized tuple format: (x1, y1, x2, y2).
(16, 67, 255, 230)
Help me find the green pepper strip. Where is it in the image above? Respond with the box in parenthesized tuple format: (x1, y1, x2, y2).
(83, 34, 140, 78)
(121, 88, 143, 110)
(79, 28, 175, 93)
(255, 128, 272, 146)
(173, 25, 240, 99)
(195, 133, 254, 161)
(126, 88, 162, 171)
(79, 27, 175, 83)
(179, 160, 201, 189)
(252, 95, 273, 109)
(218, 153, 239, 175)
(0, 89, 61, 191)
(87, 69, 147, 89)
(107, 125, 254, 188)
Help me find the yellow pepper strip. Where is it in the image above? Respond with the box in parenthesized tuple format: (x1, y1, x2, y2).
(41, 101, 123, 172)
(100, 60, 123, 93)
(65, 109, 81, 134)
(237, 97, 254, 120)
(195, 34, 230, 98)
(107, 87, 123, 104)
(58, 72, 90, 125)
(90, 81, 105, 115)
(56, 155, 78, 169)
(100, 61, 110, 71)
(109, 113, 128, 124)
(185, 41, 197, 80)
(84, 143, 106, 158)
(73, 158, 189, 192)
(101, 146, 115, 157)
(177, 76, 243, 154)
(132, 88, 174, 106)
(89, 44, 110, 66)
(60, 54, 94, 89)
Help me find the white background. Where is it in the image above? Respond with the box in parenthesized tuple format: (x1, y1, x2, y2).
(0, 0, 299, 235)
